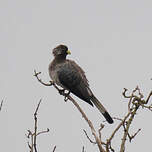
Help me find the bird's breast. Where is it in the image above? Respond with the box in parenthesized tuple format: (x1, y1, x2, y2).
(49, 62, 66, 88)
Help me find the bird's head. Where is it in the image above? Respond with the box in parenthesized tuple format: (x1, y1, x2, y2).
(52, 45, 71, 58)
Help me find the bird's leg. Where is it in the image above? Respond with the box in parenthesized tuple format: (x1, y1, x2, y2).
(58, 88, 65, 95)
(64, 91, 71, 102)
(58, 89, 70, 101)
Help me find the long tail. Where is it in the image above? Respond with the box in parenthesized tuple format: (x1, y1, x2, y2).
(91, 95, 113, 124)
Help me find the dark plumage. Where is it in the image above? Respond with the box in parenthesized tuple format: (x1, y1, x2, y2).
(49, 44, 113, 124)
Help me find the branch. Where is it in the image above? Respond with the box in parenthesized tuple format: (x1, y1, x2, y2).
(68, 95, 105, 152)
(82, 146, 85, 152)
(107, 87, 152, 152)
(34, 70, 152, 152)
(36, 128, 50, 136)
(127, 128, 141, 142)
(26, 99, 50, 152)
(52, 145, 56, 152)
(34, 70, 106, 152)
(106, 112, 131, 151)
(120, 105, 139, 152)
(0, 100, 3, 111)
(120, 87, 152, 152)
(98, 124, 104, 141)
(33, 99, 42, 152)
(34, 70, 53, 86)
(83, 129, 96, 144)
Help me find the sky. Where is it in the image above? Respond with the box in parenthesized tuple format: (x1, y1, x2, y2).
(0, 0, 152, 151)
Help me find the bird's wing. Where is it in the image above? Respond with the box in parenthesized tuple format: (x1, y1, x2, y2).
(67, 60, 89, 86)
(57, 60, 93, 106)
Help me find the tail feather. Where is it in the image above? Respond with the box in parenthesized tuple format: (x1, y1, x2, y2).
(91, 95, 113, 124)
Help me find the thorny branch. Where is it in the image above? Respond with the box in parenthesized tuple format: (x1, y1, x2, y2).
(34, 70, 152, 152)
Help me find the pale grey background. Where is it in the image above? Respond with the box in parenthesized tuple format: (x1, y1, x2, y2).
(0, 0, 151, 151)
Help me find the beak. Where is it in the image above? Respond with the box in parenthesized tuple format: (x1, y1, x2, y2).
(66, 50, 71, 55)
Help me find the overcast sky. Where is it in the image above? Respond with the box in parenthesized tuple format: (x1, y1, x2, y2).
(0, 0, 152, 151)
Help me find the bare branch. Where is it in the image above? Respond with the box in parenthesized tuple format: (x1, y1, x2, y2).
(98, 124, 104, 141)
(107, 112, 130, 144)
(34, 70, 53, 86)
(141, 104, 152, 111)
(0, 100, 3, 111)
(128, 128, 141, 142)
(34, 70, 106, 152)
(34, 70, 152, 152)
(83, 129, 96, 144)
(33, 99, 42, 152)
(113, 117, 123, 122)
(82, 146, 85, 152)
(36, 128, 50, 136)
(52, 145, 56, 152)
(68, 96, 105, 152)
(122, 88, 131, 98)
(120, 106, 138, 152)
(120, 87, 152, 152)
(26, 99, 50, 152)
(145, 91, 152, 104)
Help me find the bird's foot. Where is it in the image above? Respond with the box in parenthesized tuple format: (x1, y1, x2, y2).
(64, 91, 70, 102)
(49, 80, 55, 85)
(58, 89, 65, 95)
(58, 89, 70, 101)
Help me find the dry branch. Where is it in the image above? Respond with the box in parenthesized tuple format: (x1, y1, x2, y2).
(26, 99, 50, 152)
(0, 100, 3, 111)
(52, 145, 56, 152)
(34, 70, 105, 152)
(34, 70, 152, 152)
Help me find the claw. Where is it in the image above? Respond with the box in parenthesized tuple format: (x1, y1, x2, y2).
(64, 91, 70, 102)
(58, 89, 65, 95)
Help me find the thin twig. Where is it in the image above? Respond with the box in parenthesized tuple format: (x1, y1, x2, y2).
(145, 91, 152, 104)
(120, 105, 139, 152)
(33, 99, 42, 152)
(107, 112, 130, 143)
(34, 70, 53, 86)
(106, 112, 131, 152)
(128, 128, 141, 142)
(113, 117, 123, 122)
(141, 104, 152, 111)
(0, 100, 3, 111)
(36, 128, 50, 136)
(26, 99, 50, 152)
(52, 145, 56, 152)
(83, 129, 96, 144)
(82, 146, 85, 152)
(98, 124, 104, 141)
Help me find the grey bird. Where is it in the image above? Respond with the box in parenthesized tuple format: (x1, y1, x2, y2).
(49, 45, 113, 124)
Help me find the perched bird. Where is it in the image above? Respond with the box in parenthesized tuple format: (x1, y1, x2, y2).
(49, 45, 113, 124)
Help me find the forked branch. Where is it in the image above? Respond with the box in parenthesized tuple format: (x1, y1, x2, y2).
(34, 70, 105, 152)
(34, 70, 152, 152)
(26, 99, 50, 152)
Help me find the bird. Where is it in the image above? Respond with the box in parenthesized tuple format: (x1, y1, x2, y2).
(48, 44, 113, 124)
